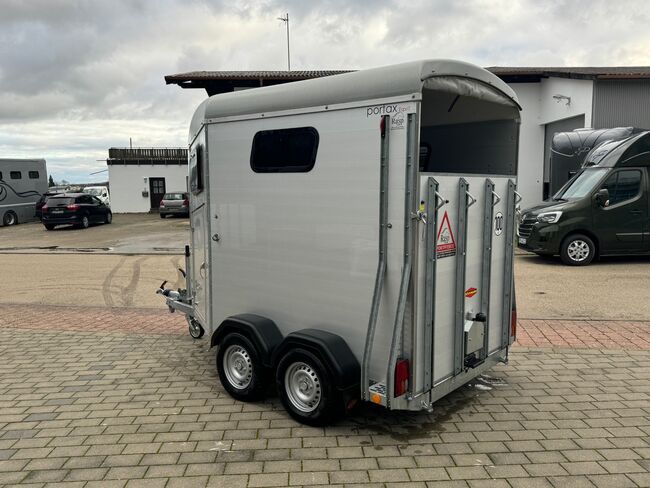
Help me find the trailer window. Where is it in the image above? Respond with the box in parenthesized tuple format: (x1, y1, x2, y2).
(10, 171, 21, 179)
(29, 171, 40, 179)
(251, 127, 318, 173)
(189, 144, 204, 195)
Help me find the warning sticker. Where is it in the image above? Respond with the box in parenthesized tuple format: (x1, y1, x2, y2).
(465, 287, 478, 298)
(436, 211, 457, 258)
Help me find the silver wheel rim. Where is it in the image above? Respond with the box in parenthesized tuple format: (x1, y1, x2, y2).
(284, 361, 321, 413)
(6, 213, 15, 225)
(107, 213, 112, 223)
(567, 239, 590, 262)
(82, 217, 89, 227)
(189, 321, 201, 338)
(223, 344, 252, 390)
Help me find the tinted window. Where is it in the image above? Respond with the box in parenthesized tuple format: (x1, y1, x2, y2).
(600, 170, 642, 206)
(0, 171, 3, 179)
(10, 171, 21, 179)
(251, 127, 318, 173)
(190, 145, 204, 194)
(46, 197, 74, 205)
(164, 193, 185, 200)
(29, 171, 39, 179)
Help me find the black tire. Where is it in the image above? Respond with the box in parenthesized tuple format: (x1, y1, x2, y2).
(160, 213, 166, 219)
(76, 215, 90, 229)
(188, 318, 204, 339)
(560, 233, 596, 266)
(105, 211, 112, 224)
(276, 348, 343, 426)
(216, 333, 267, 402)
(3, 211, 17, 226)
(44, 224, 55, 231)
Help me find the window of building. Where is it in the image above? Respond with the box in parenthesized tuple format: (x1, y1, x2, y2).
(600, 169, 642, 206)
(251, 127, 319, 173)
(10, 171, 21, 179)
(29, 171, 40, 179)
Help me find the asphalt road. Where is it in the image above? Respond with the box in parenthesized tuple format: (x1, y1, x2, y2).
(1, 214, 648, 319)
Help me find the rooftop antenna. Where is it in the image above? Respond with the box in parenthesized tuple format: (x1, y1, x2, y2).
(277, 13, 290, 71)
(129, 137, 133, 149)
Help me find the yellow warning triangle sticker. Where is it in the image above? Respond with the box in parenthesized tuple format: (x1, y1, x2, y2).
(436, 211, 456, 258)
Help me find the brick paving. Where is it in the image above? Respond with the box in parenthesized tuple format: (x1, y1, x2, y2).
(2, 303, 650, 350)
(0, 317, 649, 487)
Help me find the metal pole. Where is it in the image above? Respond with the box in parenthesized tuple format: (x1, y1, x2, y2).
(278, 13, 291, 71)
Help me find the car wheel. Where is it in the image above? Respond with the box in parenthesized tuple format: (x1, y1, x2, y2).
(560, 234, 595, 266)
(80, 215, 90, 229)
(216, 333, 268, 402)
(188, 318, 204, 339)
(276, 348, 344, 426)
(160, 213, 166, 219)
(3, 211, 17, 226)
(105, 211, 112, 224)
(44, 224, 55, 230)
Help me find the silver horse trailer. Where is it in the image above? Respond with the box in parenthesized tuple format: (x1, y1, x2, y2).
(0, 159, 48, 226)
(160, 59, 521, 425)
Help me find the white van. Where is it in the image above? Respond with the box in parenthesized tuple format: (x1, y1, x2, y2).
(83, 185, 110, 206)
(159, 59, 521, 425)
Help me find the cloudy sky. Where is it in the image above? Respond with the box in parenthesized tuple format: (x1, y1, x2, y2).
(1, 0, 649, 182)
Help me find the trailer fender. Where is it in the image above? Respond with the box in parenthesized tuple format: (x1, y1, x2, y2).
(272, 329, 360, 392)
(210, 314, 283, 368)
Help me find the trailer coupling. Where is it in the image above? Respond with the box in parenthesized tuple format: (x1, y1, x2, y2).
(156, 280, 193, 316)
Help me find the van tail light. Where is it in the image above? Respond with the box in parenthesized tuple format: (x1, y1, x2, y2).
(67, 204, 80, 211)
(182, 198, 189, 207)
(394, 359, 409, 397)
(511, 308, 517, 339)
(41, 205, 49, 212)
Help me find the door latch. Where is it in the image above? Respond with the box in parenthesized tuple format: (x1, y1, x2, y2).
(212, 233, 220, 242)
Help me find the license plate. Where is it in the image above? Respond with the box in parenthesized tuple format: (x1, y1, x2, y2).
(518, 237, 527, 245)
(52, 209, 63, 213)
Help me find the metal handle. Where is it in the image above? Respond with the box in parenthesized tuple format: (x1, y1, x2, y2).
(435, 191, 447, 210)
(491, 191, 501, 207)
(212, 233, 220, 242)
(514, 191, 523, 204)
(466, 191, 477, 208)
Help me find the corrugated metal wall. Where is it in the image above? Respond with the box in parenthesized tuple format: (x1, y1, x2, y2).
(592, 80, 650, 129)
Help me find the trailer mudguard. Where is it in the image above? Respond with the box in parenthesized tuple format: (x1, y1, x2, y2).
(272, 329, 360, 392)
(210, 314, 283, 368)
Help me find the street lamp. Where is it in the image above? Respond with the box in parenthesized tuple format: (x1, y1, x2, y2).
(278, 13, 291, 71)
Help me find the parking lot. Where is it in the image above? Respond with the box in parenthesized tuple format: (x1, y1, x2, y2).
(1, 214, 650, 487)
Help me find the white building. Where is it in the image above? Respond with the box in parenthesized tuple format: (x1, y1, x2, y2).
(166, 66, 650, 210)
(107, 148, 188, 213)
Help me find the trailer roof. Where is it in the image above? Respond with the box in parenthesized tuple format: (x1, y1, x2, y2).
(192, 59, 519, 136)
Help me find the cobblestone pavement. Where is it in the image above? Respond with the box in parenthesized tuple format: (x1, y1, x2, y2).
(1, 317, 650, 487)
(2, 303, 650, 350)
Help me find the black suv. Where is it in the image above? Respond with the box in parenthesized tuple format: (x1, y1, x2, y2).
(41, 193, 112, 230)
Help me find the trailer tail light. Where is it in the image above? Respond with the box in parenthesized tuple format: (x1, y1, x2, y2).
(394, 359, 409, 397)
(182, 198, 189, 207)
(66, 204, 80, 211)
(380, 115, 387, 138)
(511, 308, 517, 339)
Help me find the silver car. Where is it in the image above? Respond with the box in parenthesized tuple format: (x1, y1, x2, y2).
(159, 192, 189, 218)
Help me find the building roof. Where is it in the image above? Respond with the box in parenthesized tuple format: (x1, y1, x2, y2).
(166, 66, 650, 95)
(487, 66, 650, 81)
(106, 148, 187, 166)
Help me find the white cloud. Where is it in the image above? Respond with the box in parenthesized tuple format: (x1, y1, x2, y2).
(0, 0, 649, 181)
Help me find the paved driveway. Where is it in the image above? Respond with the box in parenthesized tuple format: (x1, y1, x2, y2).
(1, 312, 650, 487)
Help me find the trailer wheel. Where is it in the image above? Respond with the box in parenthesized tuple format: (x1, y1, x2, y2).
(44, 224, 55, 231)
(560, 233, 595, 266)
(216, 333, 267, 401)
(188, 318, 204, 339)
(3, 211, 17, 226)
(276, 348, 343, 426)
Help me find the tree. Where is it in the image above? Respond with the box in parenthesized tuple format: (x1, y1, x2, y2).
(48, 175, 55, 187)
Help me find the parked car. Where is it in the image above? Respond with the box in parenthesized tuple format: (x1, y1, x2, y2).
(35, 191, 62, 220)
(41, 193, 112, 230)
(83, 185, 110, 206)
(159, 192, 189, 218)
(518, 131, 650, 265)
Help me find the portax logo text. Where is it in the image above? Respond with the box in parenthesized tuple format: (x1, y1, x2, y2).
(366, 104, 407, 117)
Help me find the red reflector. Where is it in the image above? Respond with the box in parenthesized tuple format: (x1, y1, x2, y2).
(394, 359, 409, 397)
(66, 204, 80, 211)
(511, 309, 517, 338)
(380, 115, 387, 138)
